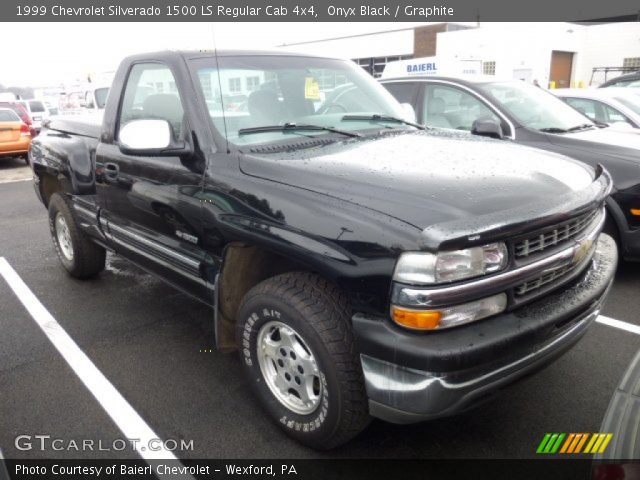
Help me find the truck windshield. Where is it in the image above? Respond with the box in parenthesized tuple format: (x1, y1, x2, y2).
(189, 55, 412, 146)
(478, 81, 595, 133)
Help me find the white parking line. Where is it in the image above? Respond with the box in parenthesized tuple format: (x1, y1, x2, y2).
(596, 315, 640, 335)
(0, 177, 32, 184)
(0, 257, 192, 470)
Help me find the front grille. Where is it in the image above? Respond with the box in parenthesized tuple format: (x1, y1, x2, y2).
(514, 209, 598, 259)
(514, 263, 575, 296)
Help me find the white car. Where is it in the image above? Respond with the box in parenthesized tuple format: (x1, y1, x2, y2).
(554, 88, 640, 134)
(83, 85, 110, 111)
(17, 99, 49, 131)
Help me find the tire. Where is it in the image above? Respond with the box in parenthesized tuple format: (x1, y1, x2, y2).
(236, 272, 370, 449)
(48, 193, 106, 278)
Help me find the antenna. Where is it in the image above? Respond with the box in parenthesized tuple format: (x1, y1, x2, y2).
(210, 23, 230, 154)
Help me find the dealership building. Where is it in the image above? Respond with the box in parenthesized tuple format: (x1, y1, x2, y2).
(278, 22, 640, 87)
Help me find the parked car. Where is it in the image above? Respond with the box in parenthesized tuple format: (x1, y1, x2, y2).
(600, 71, 640, 89)
(0, 108, 32, 162)
(0, 101, 36, 137)
(17, 99, 49, 131)
(555, 88, 640, 133)
(381, 75, 640, 261)
(83, 85, 110, 111)
(30, 51, 617, 449)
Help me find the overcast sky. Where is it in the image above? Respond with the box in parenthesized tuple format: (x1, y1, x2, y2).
(0, 22, 434, 87)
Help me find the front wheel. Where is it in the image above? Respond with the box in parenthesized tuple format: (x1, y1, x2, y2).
(236, 272, 370, 449)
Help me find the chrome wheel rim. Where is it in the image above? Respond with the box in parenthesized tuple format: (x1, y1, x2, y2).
(55, 213, 74, 261)
(257, 320, 322, 415)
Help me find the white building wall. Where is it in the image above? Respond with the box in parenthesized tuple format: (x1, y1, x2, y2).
(579, 23, 640, 85)
(436, 23, 587, 87)
(278, 29, 414, 60)
(273, 22, 639, 88)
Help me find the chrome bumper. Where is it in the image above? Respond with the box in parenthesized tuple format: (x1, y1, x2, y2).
(363, 307, 599, 424)
(358, 234, 617, 424)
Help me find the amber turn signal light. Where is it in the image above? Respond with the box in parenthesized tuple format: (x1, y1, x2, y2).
(630, 209, 640, 216)
(391, 306, 441, 330)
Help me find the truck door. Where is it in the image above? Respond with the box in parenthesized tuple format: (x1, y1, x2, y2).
(96, 62, 211, 303)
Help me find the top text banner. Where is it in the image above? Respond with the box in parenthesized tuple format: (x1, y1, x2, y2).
(3, 0, 640, 21)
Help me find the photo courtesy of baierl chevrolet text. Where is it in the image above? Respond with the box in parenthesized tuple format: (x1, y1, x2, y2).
(0, 0, 639, 478)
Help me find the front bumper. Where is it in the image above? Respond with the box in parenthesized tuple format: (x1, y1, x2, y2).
(353, 234, 618, 424)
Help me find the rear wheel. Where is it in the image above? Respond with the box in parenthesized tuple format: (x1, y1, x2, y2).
(48, 193, 105, 278)
(236, 272, 370, 449)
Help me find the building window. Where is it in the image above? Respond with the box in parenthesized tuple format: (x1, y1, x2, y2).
(623, 57, 640, 70)
(246, 76, 260, 91)
(155, 82, 164, 93)
(353, 54, 413, 78)
(483, 61, 496, 76)
(228, 78, 241, 93)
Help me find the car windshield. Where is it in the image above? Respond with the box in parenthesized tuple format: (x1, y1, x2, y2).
(615, 95, 640, 116)
(95, 88, 109, 108)
(189, 55, 411, 146)
(478, 81, 594, 132)
(29, 101, 45, 113)
(0, 109, 19, 122)
(607, 79, 640, 88)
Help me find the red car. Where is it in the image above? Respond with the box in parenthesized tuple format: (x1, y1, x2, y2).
(0, 102, 36, 137)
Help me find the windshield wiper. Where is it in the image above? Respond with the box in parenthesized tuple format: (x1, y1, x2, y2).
(539, 127, 569, 133)
(341, 114, 425, 130)
(238, 123, 361, 138)
(567, 123, 596, 132)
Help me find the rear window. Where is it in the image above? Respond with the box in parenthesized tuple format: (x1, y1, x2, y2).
(29, 101, 45, 112)
(0, 109, 20, 122)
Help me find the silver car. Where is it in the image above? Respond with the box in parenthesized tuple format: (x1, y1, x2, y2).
(554, 88, 640, 134)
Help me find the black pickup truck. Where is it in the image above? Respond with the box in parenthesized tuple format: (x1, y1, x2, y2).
(30, 50, 617, 449)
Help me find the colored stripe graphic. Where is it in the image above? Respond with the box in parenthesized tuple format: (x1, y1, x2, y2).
(537, 433, 552, 453)
(583, 433, 599, 454)
(536, 433, 565, 454)
(537, 433, 613, 454)
(598, 434, 613, 454)
(559, 433, 575, 453)
(574, 433, 588, 453)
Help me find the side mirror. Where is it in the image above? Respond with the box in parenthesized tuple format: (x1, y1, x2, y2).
(119, 119, 190, 156)
(400, 103, 417, 123)
(471, 116, 504, 139)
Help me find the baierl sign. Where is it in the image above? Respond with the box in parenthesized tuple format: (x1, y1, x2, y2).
(381, 56, 439, 78)
(381, 56, 482, 79)
(406, 61, 438, 75)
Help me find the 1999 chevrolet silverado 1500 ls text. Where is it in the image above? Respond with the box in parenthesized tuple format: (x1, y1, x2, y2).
(30, 50, 617, 449)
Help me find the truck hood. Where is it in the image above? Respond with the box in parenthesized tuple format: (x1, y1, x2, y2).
(239, 130, 595, 230)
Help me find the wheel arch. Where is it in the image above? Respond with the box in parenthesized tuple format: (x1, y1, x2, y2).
(214, 242, 330, 352)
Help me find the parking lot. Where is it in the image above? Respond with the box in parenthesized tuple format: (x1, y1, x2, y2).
(0, 162, 638, 460)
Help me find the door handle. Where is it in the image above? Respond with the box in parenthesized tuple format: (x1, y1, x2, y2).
(104, 162, 119, 179)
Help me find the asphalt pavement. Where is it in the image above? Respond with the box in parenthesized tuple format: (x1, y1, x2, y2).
(0, 165, 638, 460)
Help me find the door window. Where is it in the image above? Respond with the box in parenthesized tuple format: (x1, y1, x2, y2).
(601, 103, 632, 125)
(383, 82, 417, 105)
(564, 97, 632, 125)
(422, 84, 504, 132)
(119, 63, 184, 140)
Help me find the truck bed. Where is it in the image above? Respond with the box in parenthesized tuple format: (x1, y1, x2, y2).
(45, 112, 103, 139)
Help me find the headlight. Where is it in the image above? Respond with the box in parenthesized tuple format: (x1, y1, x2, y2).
(391, 293, 507, 330)
(393, 242, 508, 285)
